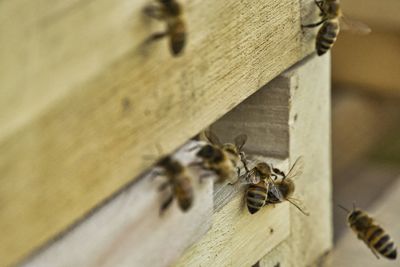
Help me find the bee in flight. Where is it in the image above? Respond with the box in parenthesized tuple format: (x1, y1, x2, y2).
(245, 162, 280, 214)
(265, 157, 310, 216)
(195, 130, 247, 184)
(338, 204, 397, 260)
(155, 156, 193, 213)
(302, 0, 371, 56)
(144, 0, 186, 56)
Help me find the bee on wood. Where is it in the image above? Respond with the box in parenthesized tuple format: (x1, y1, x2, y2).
(265, 157, 310, 216)
(155, 156, 193, 213)
(245, 162, 281, 214)
(302, 0, 370, 56)
(144, 0, 186, 56)
(196, 130, 247, 184)
(338, 204, 397, 260)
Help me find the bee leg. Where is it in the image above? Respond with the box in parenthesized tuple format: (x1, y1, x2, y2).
(158, 181, 170, 191)
(302, 19, 327, 28)
(240, 152, 249, 173)
(160, 193, 174, 215)
(314, 0, 324, 11)
(146, 32, 168, 44)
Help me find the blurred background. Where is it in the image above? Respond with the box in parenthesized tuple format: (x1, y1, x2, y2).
(331, 0, 400, 265)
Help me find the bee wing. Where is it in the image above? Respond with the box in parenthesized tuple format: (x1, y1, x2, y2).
(241, 168, 261, 184)
(266, 177, 285, 201)
(234, 134, 248, 151)
(287, 198, 310, 216)
(340, 15, 371, 35)
(204, 130, 223, 147)
(285, 156, 305, 180)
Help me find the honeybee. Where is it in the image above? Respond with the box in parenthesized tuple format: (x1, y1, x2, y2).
(155, 156, 193, 213)
(339, 204, 397, 260)
(245, 162, 281, 214)
(144, 0, 186, 56)
(196, 130, 247, 184)
(302, 0, 371, 56)
(265, 157, 310, 216)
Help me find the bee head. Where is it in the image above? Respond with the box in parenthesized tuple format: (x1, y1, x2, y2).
(279, 179, 295, 197)
(160, 0, 181, 16)
(348, 209, 363, 223)
(325, 0, 341, 17)
(197, 145, 223, 161)
(348, 209, 372, 232)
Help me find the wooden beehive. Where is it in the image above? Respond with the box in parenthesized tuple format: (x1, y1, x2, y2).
(0, 0, 332, 266)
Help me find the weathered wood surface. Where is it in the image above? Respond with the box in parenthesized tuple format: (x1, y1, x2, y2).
(258, 54, 332, 266)
(176, 54, 332, 267)
(22, 141, 214, 267)
(0, 0, 318, 265)
(333, 177, 400, 267)
(175, 178, 290, 267)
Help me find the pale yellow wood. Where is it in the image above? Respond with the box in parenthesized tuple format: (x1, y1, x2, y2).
(332, 31, 400, 97)
(0, 0, 317, 265)
(174, 189, 291, 267)
(21, 141, 214, 267)
(259, 54, 332, 266)
(175, 54, 332, 267)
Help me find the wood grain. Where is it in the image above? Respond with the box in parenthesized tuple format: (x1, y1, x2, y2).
(21, 141, 214, 267)
(259, 54, 332, 266)
(175, 189, 290, 267)
(0, 0, 316, 265)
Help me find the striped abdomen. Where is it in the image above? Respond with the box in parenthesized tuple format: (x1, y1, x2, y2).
(316, 19, 339, 56)
(365, 224, 397, 259)
(349, 210, 397, 260)
(246, 181, 268, 214)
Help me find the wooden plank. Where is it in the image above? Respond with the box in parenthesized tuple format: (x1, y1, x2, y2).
(258, 54, 332, 266)
(333, 177, 400, 267)
(174, 62, 298, 267)
(210, 74, 292, 158)
(332, 31, 400, 97)
(175, 179, 290, 267)
(0, 1, 316, 266)
(21, 141, 214, 267)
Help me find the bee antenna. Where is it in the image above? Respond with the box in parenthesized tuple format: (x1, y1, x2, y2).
(287, 199, 310, 216)
(337, 204, 350, 213)
(352, 202, 356, 211)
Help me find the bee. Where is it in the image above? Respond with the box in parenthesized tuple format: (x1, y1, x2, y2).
(155, 156, 193, 213)
(338, 204, 397, 260)
(302, 0, 370, 56)
(144, 0, 186, 56)
(196, 130, 247, 184)
(245, 162, 280, 214)
(265, 157, 310, 216)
